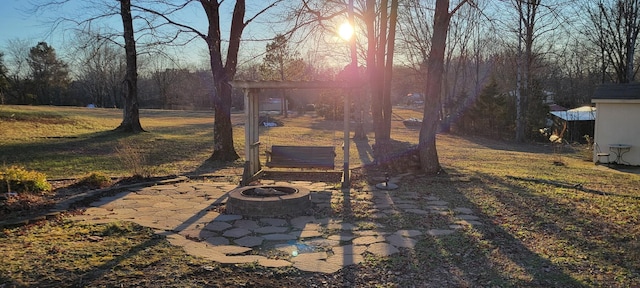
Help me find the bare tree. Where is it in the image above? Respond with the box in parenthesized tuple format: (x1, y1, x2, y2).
(70, 34, 125, 108)
(115, 0, 144, 132)
(397, 0, 491, 132)
(123, 1, 283, 161)
(148, 61, 184, 110)
(31, 0, 146, 132)
(0, 52, 8, 104)
(510, 0, 573, 141)
(585, 0, 640, 83)
(200, 0, 282, 161)
(3, 39, 33, 104)
(294, 0, 400, 152)
(366, 0, 400, 152)
(419, 0, 475, 174)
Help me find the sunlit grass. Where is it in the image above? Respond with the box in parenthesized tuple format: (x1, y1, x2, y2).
(0, 220, 213, 287)
(1, 104, 639, 286)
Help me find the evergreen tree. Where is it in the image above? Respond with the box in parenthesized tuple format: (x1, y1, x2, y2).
(27, 42, 70, 105)
(259, 34, 307, 117)
(462, 78, 509, 137)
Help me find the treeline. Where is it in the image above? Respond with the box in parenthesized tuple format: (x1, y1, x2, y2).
(0, 42, 217, 110)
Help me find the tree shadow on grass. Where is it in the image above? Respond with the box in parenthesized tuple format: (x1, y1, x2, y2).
(374, 168, 587, 287)
(1, 123, 219, 177)
(0, 130, 132, 171)
(354, 138, 374, 166)
(419, 167, 638, 287)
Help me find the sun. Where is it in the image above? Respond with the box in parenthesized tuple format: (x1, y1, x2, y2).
(338, 22, 354, 41)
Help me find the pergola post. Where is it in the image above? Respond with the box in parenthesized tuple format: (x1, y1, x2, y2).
(342, 91, 350, 188)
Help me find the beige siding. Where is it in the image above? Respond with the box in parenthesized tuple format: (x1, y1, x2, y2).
(593, 102, 640, 165)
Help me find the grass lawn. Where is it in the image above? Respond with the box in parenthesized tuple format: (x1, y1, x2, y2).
(1, 105, 639, 287)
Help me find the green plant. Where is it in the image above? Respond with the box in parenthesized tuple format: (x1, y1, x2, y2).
(77, 172, 112, 189)
(0, 166, 52, 194)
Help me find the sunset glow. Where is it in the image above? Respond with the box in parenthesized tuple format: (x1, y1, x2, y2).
(338, 22, 354, 41)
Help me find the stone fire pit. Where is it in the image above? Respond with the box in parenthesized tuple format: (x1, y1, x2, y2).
(226, 185, 311, 217)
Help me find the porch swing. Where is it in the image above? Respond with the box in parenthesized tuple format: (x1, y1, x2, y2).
(263, 117, 338, 170)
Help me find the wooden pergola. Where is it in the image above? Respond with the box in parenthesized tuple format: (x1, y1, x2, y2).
(230, 80, 363, 188)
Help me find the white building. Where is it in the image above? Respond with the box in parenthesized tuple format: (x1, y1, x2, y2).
(592, 83, 640, 166)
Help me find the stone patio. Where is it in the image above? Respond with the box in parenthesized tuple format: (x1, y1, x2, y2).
(68, 178, 483, 274)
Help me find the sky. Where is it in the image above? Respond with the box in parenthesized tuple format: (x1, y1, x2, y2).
(0, 1, 296, 70)
(0, 1, 53, 46)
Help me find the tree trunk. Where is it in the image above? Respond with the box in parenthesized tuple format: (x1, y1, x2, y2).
(115, 0, 144, 133)
(366, 0, 383, 147)
(348, 0, 365, 140)
(201, 0, 242, 162)
(382, 0, 398, 140)
(418, 0, 450, 174)
(211, 78, 239, 161)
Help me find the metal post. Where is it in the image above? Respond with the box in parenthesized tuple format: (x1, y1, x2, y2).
(343, 91, 350, 188)
(342, 0, 356, 189)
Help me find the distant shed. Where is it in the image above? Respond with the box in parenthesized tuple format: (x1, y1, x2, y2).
(592, 83, 640, 166)
(549, 106, 595, 143)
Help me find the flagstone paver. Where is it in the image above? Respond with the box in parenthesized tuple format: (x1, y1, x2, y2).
(203, 221, 232, 232)
(291, 252, 343, 273)
(213, 214, 243, 222)
(366, 242, 399, 257)
(427, 200, 449, 206)
(301, 238, 340, 248)
(290, 216, 317, 229)
(453, 207, 474, 214)
(352, 235, 386, 245)
(353, 230, 388, 236)
(262, 233, 298, 241)
(456, 214, 480, 220)
(405, 208, 430, 215)
(395, 230, 423, 237)
(216, 255, 268, 264)
(291, 251, 327, 261)
(386, 234, 418, 248)
(326, 253, 365, 266)
(275, 244, 299, 255)
(258, 258, 292, 268)
(204, 237, 230, 246)
(254, 226, 289, 234)
(330, 244, 367, 255)
(328, 233, 356, 241)
(294, 230, 324, 238)
(210, 245, 252, 255)
(179, 229, 217, 240)
(455, 220, 483, 226)
(234, 236, 264, 247)
(427, 229, 455, 236)
(294, 259, 342, 274)
(233, 219, 260, 229)
(222, 228, 252, 238)
(326, 222, 356, 231)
